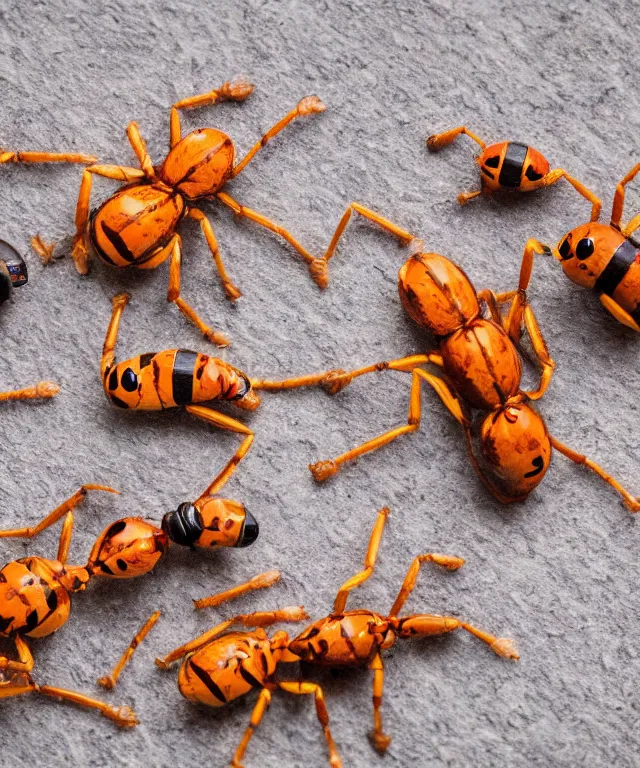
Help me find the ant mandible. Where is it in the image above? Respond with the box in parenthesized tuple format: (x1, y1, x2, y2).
(259, 203, 640, 510)
(46, 77, 325, 347)
(426, 125, 601, 218)
(0, 470, 272, 724)
(155, 507, 517, 768)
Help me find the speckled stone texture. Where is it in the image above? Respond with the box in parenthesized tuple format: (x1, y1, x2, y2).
(0, 1, 639, 766)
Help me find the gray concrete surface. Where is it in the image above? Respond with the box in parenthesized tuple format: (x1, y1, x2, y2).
(0, 1, 639, 766)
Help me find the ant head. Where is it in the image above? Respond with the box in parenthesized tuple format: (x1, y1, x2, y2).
(556, 222, 625, 289)
(0, 240, 27, 304)
(479, 402, 551, 498)
(162, 498, 258, 549)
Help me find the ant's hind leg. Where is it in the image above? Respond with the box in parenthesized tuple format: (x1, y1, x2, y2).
(166, 234, 231, 347)
(368, 654, 391, 754)
(426, 126, 487, 152)
(309, 367, 467, 482)
(279, 681, 343, 768)
(97, 611, 161, 690)
(230, 687, 272, 768)
(187, 208, 242, 301)
(0, 485, 118, 542)
(0, 381, 60, 402)
(333, 508, 389, 614)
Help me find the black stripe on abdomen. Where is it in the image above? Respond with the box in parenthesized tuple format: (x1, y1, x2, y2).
(189, 661, 227, 703)
(100, 222, 137, 264)
(172, 350, 198, 405)
(594, 239, 637, 297)
(499, 143, 528, 188)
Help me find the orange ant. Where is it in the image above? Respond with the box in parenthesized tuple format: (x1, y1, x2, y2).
(21, 78, 326, 347)
(0, 468, 273, 725)
(155, 507, 517, 767)
(426, 125, 600, 217)
(254, 203, 640, 511)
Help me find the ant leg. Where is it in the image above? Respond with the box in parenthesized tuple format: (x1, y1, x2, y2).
(611, 162, 640, 230)
(393, 614, 518, 660)
(97, 610, 161, 690)
(187, 208, 242, 301)
(333, 508, 389, 614)
(0, 485, 118, 541)
(216, 191, 323, 285)
(621, 211, 640, 238)
(503, 238, 547, 341)
(0, 636, 34, 674)
(599, 293, 640, 331)
(542, 169, 601, 221)
(101, 292, 131, 378)
(56, 512, 74, 564)
(34, 684, 138, 727)
(549, 436, 640, 512)
(72, 164, 146, 274)
(278, 681, 343, 768)
(251, 353, 438, 396)
(426, 126, 487, 152)
(193, 571, 281, 610)
(30, 234, 56, 264)
(389, 553, 466, 617)
(173, 77, 254, 113)
(317, 202, 415, 287)
(125, 122, 156, 179)
(229, 687, 273, 768)
(310, 367, 467, 482)
(167, 234, 230, 347)
(0, 381, 60, 402)
(155, 607, 308, 668)
(368, 653, 391, 754)
(476, 288, 518, 325)
(185, 405, 254, 496)
(0, 150, 96, 165)
(231, 95, 325, 178)
(457, 190, 483, 206)
(518, 304, 555, 400)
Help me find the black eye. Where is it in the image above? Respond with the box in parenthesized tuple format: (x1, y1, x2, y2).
(575, 238, 594, 260)
(484, 155, 500, 168)
(558, 238, 572, 259)
(121, 368, 138, 392)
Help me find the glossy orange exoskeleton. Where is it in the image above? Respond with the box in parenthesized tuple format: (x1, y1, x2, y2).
(426, 125, 601, 217)
(156, 508, 518, 767)
(267, 204, 640, 511)
(0, 477, 264, 725)
(34, 77, 324, 347)
(542, 162, 640, 331)
(101, 291, 343, 481)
